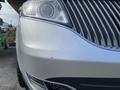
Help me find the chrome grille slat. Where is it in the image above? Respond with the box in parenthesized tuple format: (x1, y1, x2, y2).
(72, 1, 93, 41)
(66, 0, 85, 37)
(104, 1, 120, 26)
(98, 0, 119, 47)
(109, 1, 120, 18)
(93, 0, 117, 46)
(103, 0, 120, 46)
(62, 0, 120, 49)
(88, 0, 112, 46)
(77, 0, 99, 44)
(82, 0, 106, 46)
(103, 0, 120, 31)
(113, 1, 120, 12)
(118, 1, 120, 6)
(61, 0, 77, 32)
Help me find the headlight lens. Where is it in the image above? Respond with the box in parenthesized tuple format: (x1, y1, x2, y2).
(21, 0, 71, 27)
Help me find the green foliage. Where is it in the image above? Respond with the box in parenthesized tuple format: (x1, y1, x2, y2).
(5, 29, 16, 43)
(0, 35, 6, 49)
(0, 27, 16, 49)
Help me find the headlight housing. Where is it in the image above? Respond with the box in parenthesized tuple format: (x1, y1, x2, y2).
(21, 0, 71, 27)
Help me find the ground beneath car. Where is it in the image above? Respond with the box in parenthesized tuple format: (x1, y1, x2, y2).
(0, 48, 26, 90)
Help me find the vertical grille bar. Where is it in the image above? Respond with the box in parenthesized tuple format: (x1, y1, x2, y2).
(108, 1, 120, 30)
(66, 0, 85, 37)
(98, 0, 119, 47)
(77, 0, 99, 44)
(92, 0, 116, 47)
(82, 0, 106, 46)
(108, 1, 120, 20)
(72, 1, 93, 41)
(88, 0, 112, 47)
(103, 0, 120, 29)
(113, 1, 120, 11)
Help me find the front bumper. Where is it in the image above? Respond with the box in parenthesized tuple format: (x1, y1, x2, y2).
(17, 17, 120, 90)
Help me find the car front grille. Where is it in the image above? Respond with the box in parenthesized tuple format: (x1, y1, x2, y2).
(61, 0, 120, 49)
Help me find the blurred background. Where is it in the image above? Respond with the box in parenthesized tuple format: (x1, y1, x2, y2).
(0, 0, 26, 49)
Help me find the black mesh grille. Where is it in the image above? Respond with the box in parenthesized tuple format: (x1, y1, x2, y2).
(47, 78, 120, 90)
(61, 0, 120, 49)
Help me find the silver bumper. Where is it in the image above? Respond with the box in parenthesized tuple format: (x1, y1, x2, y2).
(17, 17, 120, 90)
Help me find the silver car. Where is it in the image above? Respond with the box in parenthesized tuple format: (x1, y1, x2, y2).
(17, 0, 120, 90)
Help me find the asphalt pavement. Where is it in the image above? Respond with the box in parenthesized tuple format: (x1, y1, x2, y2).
(0, 48, 26, 90)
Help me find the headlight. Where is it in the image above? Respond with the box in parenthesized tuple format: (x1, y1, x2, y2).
(21, 0, 71, 27)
